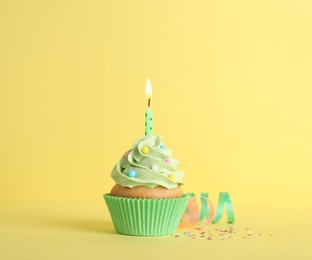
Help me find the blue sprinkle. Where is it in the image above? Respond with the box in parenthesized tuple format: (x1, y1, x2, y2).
(160, 145, 166, 149)
(128, 169, 136, 178)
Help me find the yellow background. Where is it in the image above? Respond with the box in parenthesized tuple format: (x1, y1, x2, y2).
(0, 0, 312, 259)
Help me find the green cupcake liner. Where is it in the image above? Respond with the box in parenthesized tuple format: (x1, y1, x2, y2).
(104, 194, 190, 236)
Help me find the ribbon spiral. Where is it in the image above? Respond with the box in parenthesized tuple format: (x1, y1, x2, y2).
(180, 192, 234, 228)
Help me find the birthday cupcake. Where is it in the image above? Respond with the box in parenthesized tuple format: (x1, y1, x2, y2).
(104, 135, 190, 236)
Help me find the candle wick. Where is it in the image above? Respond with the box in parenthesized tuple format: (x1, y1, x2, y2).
(148, 98, 151, 108)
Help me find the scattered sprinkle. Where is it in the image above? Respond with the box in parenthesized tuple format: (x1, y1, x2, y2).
(172, 226, 273, 241)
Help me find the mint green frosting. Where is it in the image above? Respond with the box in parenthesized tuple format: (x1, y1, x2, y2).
(111, 135, 184, 189)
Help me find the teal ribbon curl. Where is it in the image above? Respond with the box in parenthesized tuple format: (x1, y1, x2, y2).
(199, 192, 209, 222)
(212, 192, 235, 223)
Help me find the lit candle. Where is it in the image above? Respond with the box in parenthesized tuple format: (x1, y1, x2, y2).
(145, 78, 153, 136)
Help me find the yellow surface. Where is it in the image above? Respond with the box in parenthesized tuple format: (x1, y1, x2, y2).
(0, 201, 311, 259)
(1, 0, 312, 259)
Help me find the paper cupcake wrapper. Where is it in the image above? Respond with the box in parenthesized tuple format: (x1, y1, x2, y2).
(104, 194, 190, 236)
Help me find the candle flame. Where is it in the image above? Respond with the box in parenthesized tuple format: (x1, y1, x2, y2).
(146, 78, 152, 98)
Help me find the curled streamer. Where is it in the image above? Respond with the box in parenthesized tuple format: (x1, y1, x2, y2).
(180, 192, 234, 228)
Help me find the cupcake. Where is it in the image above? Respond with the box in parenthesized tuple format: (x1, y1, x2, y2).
(104, 135, 190, 236)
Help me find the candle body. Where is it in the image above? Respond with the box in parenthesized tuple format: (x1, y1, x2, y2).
(145, 108, 153, 136)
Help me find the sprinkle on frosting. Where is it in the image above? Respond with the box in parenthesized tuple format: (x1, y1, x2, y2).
(152, 163, 158, 172)
(141, 146, 150, 154)
(165, 159, 172, 164)
(127, 169, 136, 178)
(168, 173, 175, 180)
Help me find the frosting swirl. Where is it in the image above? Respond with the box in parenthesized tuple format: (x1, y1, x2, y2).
(111, 135, 184, 189)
